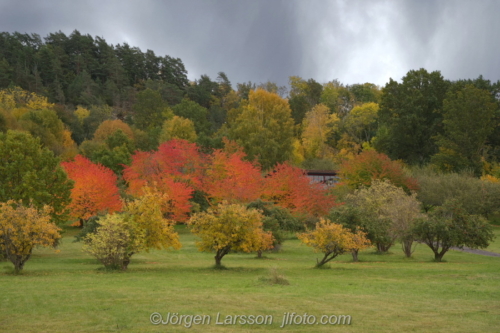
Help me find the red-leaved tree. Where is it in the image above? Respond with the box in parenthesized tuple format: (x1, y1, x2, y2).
(122, 139, 201, 222)
(339, 150, 419, 192)
(203, 148, 264, 204)
(262, 162, 338, 217)
(62, 155, 122, 225)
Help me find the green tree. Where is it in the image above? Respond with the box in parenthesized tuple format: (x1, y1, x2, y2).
(0, 130, 72, 224)
(345, 180, 421, 253)
(228, 89, 294, 170)
(431, 85, 497, 175)
(132, 88, 171, 130)
(413, 201, 494, 262)
(375, 69, 449, 165)
(411, 167, 500, 217)
(172, 99, 210, 135)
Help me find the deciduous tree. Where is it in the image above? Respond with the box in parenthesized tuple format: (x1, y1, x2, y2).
(123, 139, 202, 221)
(413, 201, 494, 262)
(82, 187, 181, 270)
(262, 162, 338, 217)
(228, 89, 294, 170)
(62, 155, 122, 225)
(0, 201, 61, 273)
(0, 130, 72, 224)
(375, 69, 449, 165)
(159, 115, 197, 143)
(203, 147, 263, 204)
(431, 84, 497, 175)
(339, 150, 418, 193)
(301, 103, 338, 160)
(298, 218, 358, 267)
(187, 202, 273, 267)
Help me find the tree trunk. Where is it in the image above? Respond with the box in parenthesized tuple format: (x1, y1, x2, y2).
(215, 255, 223, 267)
(122, 253, 134, 270)
(402, 239, 415, 258)
(351, 250, 359, 262)
(316, 252, 338, 267)
(257, 250, 262, 258)
(376, 242, 392, 253)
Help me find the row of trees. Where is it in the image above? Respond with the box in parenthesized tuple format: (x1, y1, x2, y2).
(1, 128, 495, 271)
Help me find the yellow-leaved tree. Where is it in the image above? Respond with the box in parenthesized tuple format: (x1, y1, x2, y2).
(0, 201, 61, 273)
(301, 103, 338, 160)
(188, 202, 273, 267)
(159, 115, 198, 143)
(82, 187, 181, 270)
(298, 218, 367, 267)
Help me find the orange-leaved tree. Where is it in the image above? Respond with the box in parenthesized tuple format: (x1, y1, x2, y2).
(339, 150, 418, 192)
(62, 155, 122, 225)
(203, 147, 263, 204)
(262, 162, 338, 217)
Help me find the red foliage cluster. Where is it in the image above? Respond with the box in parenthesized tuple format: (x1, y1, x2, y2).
(122, 139, 199, 221)
(203, 149, 263, 204)
(62, 155, 122, 222)
(339, 150, 419, 192)
(122, 139, 340, 222)
(262, 162, 338, 217)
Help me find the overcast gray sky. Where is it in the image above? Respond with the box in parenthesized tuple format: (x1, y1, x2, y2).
(1, 0, 499, 88)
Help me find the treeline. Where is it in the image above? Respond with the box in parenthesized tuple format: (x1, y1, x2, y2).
(1, 30, 500, 178)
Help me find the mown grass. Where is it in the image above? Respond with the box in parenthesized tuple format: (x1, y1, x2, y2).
(485, 226, 500, 253)
(0, 224, 499, 333)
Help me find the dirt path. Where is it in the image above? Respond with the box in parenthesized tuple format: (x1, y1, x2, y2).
(451, 246, 500, 257)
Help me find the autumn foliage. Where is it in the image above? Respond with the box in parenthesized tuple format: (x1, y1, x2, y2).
(262, 162, 338, 217)
(122, 139, 202, 221)
(82, 187, 181, 270)
(0, 201, 61, 273)
(93, 119, 135, 142)
(203, 148, 263, 204)
(339, 150, 419, 192)
(188, 202, 273, 267)
(298, 218, 369, 267)
(62, 155, 122, 223)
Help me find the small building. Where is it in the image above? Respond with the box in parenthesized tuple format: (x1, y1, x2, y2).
(305, 170, 339, 187)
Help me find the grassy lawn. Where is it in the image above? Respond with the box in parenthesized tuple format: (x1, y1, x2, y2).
(485, 226, 500, 253)
(1, 225, 499, 333)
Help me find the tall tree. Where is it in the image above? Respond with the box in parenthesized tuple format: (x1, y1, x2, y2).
(132, 88, 170, 130)
(375, 69, 449, 165)
(228, 89, 294, 170)
(301, 103, 338, 160)
(0, 130, 72, 224)
(431, 84, 497, 175)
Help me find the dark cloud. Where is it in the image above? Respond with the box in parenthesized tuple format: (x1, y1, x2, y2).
(0, 0, 499, 88)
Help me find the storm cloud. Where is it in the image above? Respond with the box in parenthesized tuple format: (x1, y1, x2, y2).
(0, 0, 499, 88)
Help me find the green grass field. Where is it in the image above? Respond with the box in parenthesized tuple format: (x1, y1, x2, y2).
(1, 225, 499, 333)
